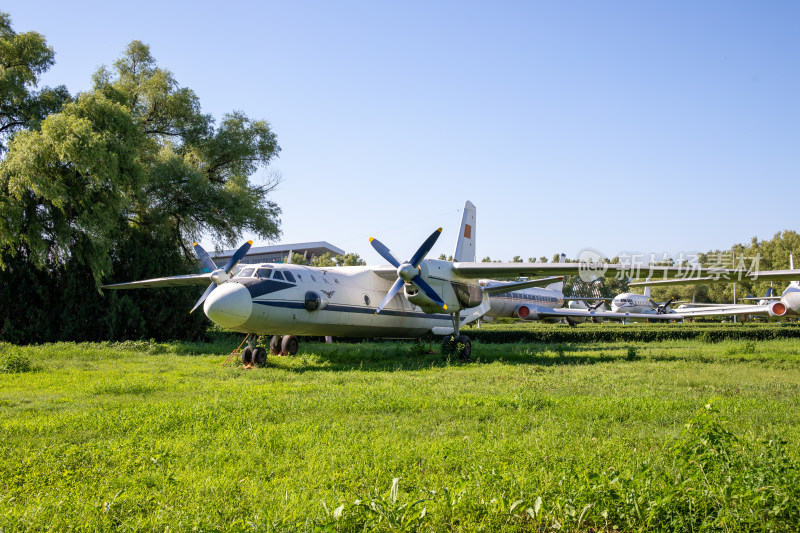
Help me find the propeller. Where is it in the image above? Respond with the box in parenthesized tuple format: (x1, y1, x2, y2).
(190, 240, 253, 313)
(588, 300, 605, 311)
(369, 228, 447, 314)
(649, 297, 676, 314)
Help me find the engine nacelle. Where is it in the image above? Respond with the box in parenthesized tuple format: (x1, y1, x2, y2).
(513, 305, 531, 319)
(768, 301, 788, 318)
(514, 305, 548, 321)
(405, 284, 444, 314)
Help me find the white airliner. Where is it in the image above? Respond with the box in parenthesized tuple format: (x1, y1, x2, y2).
(102, 201, 800, 362)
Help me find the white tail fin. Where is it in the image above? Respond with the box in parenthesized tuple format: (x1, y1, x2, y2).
(643, 278, 651, 298)
(791, 252, 794, 270)
(453, 200, 476, 262)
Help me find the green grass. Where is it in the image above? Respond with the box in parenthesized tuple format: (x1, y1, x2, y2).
(2, 338, 800, 531)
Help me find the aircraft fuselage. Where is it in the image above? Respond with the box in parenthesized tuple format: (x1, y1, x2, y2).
(203, 262, 482, 337)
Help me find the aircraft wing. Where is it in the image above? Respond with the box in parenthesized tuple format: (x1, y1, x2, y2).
(102, 273, 212, 289)
(530, 307, 683, 321)
(674, 304, 769, 318)
(451, 262, 735, 280)
(372, 265, 400, 281)
(629, 269, 800, 287)
(481, 276, 564, 295)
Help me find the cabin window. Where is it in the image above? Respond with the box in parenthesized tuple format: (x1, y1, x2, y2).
(256, 268, 273, 279)
(284, 271, 296, 283)
(364, 295, 371, 306)
(238, 268, 255, 278)
(273, 271, 286, 281)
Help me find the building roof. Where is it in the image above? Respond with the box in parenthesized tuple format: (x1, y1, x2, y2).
(210, 241, 345, 264)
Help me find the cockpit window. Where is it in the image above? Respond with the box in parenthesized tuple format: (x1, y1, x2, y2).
(284, 271, 296, 283)
(272, 270, 285, 281)
(256, 268, 273, 279)
(238, 268, 256, 278)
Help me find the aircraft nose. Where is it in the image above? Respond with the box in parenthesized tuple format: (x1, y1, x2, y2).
(204, 282, 252, 328)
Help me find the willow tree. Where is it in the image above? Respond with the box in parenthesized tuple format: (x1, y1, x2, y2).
(0, 36, 282, 342)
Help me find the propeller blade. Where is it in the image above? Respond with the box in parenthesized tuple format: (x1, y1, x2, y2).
(409, 228, 442, 267)
(191, 283, 217, 314)
(222, 240, 253, 273)
(411, 275, 447, 310)
(375, 278, 404, 314)
(193, 242, 218, 272)
(369, 237, 401, 268)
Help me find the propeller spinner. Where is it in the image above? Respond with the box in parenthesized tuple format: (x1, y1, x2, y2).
(369, 228, 447, 314)
(190, 240, 253, 313)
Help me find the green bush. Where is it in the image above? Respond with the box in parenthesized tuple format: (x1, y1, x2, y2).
(2, 348, 32, 373)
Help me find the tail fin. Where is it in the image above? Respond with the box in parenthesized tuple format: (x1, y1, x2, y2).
(453, 200, 476, 262)
(791, 252, 795, 270)
(643, 278, 651, 299)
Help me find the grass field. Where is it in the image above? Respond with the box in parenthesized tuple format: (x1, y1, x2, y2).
(2, 336, 800, 531)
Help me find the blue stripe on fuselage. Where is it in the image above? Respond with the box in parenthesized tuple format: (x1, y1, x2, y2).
(252, 300, 464, 321)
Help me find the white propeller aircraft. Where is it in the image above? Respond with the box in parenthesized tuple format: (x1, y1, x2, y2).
(102, 201, 800, 362)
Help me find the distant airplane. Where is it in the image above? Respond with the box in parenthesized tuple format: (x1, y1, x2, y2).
(630, 253, 800, 320)
(102, 201, 800, 361)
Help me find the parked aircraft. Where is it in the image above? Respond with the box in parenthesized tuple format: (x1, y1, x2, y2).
(630, 254, 800, 320)
(102, 201, 800, 362)
(480, 277, 610, 325)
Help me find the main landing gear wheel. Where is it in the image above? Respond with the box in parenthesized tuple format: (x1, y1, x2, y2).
(253, 347, 268, 366)
(281, 335, 299, 356)
(441, 335, 472, 361)
(241, 346, 253, 365)
(269, 335, 282, 355)
(456, 335, 472, 361)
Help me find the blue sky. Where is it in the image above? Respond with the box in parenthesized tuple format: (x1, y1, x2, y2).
(6, 1, 799, 263)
